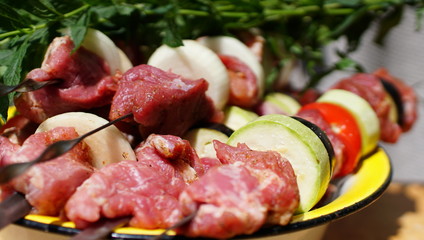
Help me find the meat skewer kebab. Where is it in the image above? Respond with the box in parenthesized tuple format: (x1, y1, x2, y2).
(65, 134, 204, 229)
(14, 29, 132, 124)
(64, 134, 299, 239)
(0, 126, 95, 229)
(0, 112, 137, 231)
(177, 141, 299, 239)
(68, 134, 205, 240)
(0, 59, 222, 234)
(109, 64, 222, 139)
(64, 134, 207, 240)
(0, 53, 222, 232)
(0, 113, 132, 184)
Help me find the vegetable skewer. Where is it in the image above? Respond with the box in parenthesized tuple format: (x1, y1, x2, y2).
(0, 126, 95, 231)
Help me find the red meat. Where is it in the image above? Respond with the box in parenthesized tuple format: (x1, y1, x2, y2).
(219, 55, 259, 108)
(373, 68, 418, 132)
(213, 141, 299, 225)
(109, 64, 217, 138)
(0, 136, 20, 201)
(331, 73, 402, 143)
(0, 136, 20, 167)
(8, 127, 93, 216)
(65, 134, 203, 229)
(179, 164, 266, 238)
(15, 36, 118, 123)
(234, 30, 265, 61)
(178, 141, 299, 239)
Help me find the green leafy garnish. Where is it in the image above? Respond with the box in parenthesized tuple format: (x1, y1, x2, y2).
(1, 0, 423, 121)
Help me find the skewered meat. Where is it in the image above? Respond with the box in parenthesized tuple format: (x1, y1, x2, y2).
(178, 141, 299, 239)
(373, 68, 418, 132)
(65, 134, 203, 229)
(0, 136, 19, 167)
(330, 73, 401, 143)
(64, 135, 298, 238)
(109, 64, 219, 138)
(219, 55, 259, 108)
(15, 36, 118, 123)
(0, 136, 20, 201)
(6, 127, 93, 216)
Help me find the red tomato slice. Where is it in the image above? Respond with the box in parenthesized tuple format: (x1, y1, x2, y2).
(300, 102, 362, 177)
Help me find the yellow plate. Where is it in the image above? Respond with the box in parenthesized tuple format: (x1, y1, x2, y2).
(15, 147, 392, 239)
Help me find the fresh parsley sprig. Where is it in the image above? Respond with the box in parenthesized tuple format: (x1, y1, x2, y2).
(0, 0, 423, 122)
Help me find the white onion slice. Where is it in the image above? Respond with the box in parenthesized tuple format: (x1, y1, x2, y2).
(80, 28, 122, 74)
(61, 28, 132, 74)
(36, 112, 136, 169)
(197, 36, 265, 98)
(117, 47, 133, 73)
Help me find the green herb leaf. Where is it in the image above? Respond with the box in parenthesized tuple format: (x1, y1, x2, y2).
(0, 35, 30, 121)
(3, 36, 30, 86)
(375, 5, 403, 45)
(163, 17, 183, 47)
(0, 2, 30, 30)
(69, 9, 90, 50)
(0, 0, 422, 122)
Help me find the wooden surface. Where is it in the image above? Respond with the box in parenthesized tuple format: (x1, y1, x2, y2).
(322, 182, 424, 240)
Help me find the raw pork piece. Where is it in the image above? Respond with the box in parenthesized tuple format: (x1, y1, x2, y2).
(331, 73, 401, 143)
(0, 136, 20, 201)
(0, 136, 19, 167)
(109, 64, 218, 138)
(219, 55, 259, 108)
(9, 127, 93, 216)
(65, 134, 204, 229)
(178, 141, 299, 239)
(15, 36, 118, 123)
(373, 68, 418, 132)
(234, 30, 265, 61)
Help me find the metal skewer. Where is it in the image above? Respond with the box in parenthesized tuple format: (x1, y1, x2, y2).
(69, 207, 198, 240)
(0, 192, 32, 230)
(0, 113, 133, 184)
(150, 209, 198, 240)
(0, 78, 61, 97)
(70, 216, 131, 240)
